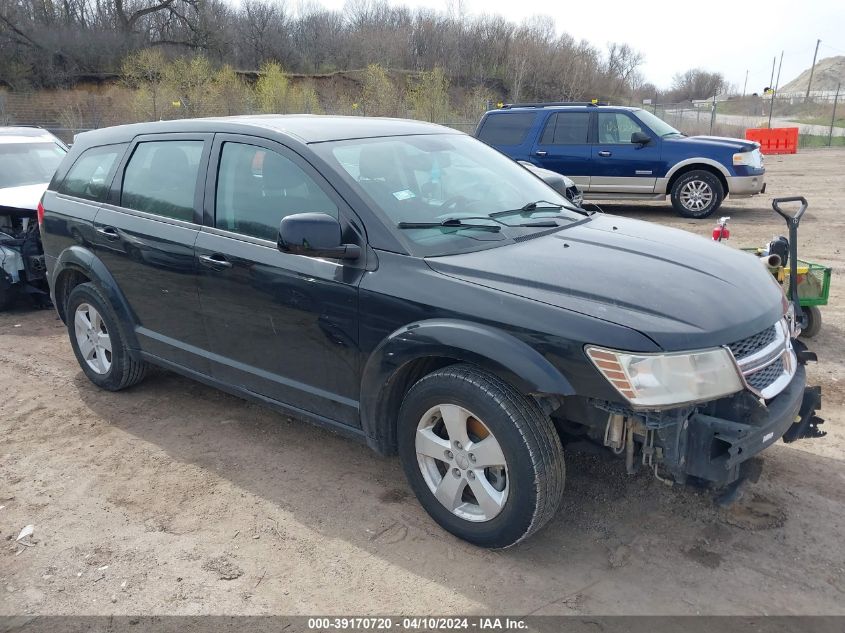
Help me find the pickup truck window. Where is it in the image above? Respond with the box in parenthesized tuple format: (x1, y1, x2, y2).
(539, 112, 590, 145)
(477, 112, 537, 145)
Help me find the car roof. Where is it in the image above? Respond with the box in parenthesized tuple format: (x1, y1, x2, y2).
(73, 115, 459, 147)
(0, 126, 62, 144)
(487, 105, 641, 114)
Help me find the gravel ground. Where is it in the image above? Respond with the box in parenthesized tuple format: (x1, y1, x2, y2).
(1, 148, 844, 616)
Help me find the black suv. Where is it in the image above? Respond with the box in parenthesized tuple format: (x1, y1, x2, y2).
(41, 116, 820, 548)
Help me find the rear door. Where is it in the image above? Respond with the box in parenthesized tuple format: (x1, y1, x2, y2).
(529, 111, 592, 189)
(195, 134, 365, 426)
(590, 111, 660, 194)
(94, 133, 212, 370)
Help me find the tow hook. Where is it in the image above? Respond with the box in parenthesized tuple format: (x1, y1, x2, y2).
(782, 386, 825, 442)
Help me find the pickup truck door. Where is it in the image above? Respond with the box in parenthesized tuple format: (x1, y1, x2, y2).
(529, 111, 591, 190)
(590, 112, 660, 194)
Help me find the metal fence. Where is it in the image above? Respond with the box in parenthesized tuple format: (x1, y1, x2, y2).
(645, 93, 843, 148)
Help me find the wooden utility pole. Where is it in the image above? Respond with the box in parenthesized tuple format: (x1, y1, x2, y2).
(805, 39, 821, 101)
(742, 70, 748, 97)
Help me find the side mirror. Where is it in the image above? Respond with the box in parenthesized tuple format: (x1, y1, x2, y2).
(631, 131, 651, 145)
(277, 212, 360, 260)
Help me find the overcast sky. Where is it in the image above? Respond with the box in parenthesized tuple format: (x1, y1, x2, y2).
(313, 0, 845, 92)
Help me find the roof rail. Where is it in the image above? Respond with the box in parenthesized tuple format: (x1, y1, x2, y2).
(499, 101, 608, 109)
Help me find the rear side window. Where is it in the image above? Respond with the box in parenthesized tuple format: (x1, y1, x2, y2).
(476, 113, 536, 145)
(215, 142, 337, 241)
(539, 113, 590, 145)
(58, 144, 125, 201)
(121, 140, 204, 222)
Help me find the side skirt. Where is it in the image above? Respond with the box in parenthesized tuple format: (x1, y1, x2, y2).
(139, 351, 368, 445)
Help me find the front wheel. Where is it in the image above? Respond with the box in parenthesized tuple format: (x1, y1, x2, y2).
(670, 170, 724, 218)
(397, 364, 565, 548)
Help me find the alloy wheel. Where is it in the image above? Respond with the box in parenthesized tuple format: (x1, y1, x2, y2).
(679, 179, 714, 212)
(415, 404, 509, 522)
(74, 302, 113, 375)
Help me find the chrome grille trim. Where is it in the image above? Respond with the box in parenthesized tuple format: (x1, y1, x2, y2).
(724, 319, 796, 400)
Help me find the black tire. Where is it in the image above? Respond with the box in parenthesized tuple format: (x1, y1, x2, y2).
(800, 306, 822, 338)
(397, 364, 565, 548)
(0, 277, 16, 311)
(66, 282, 148, 391)
(670, 169, 724, 218)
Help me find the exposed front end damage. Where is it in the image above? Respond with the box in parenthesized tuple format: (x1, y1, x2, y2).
(565, 324, 825, 499)
(0, 207, 50, 310)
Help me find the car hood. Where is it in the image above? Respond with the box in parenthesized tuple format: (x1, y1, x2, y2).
(666, 135, 758, 153)
(0, 183, 48, 212)
(425, 214, 784, 351)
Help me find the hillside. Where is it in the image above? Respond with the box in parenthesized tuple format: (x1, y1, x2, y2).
(781, 56, 845, 93)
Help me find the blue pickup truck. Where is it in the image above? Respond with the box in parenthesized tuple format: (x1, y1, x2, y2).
(476, 103, 766, 218)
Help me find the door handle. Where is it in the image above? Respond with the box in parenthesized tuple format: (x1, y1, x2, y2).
(598, 151, 612, 157)
(198, 254, 233, 270)
(95, 226, 120, 241)
(535, 151, 547, 157)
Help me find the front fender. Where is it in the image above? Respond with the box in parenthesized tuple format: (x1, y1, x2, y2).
(359, 319, 574, 454)
(52, 245, 140, 353)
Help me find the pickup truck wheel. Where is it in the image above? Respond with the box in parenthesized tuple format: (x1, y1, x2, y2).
(397, 364, 565, 548)
(66, 282, 148, 391)
(670, 170, 724, 218)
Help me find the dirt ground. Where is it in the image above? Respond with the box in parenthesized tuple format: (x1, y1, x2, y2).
(2, 149, 845, 617)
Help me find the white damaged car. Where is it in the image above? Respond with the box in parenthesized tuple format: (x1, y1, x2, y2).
(0, 127, 67, 310)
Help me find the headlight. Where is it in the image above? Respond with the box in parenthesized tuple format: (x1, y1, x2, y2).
(586, 345, 743, 408)
(733, 149, 763, 168)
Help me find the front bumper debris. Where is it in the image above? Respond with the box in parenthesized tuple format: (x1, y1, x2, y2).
(676, 365, 819, 485)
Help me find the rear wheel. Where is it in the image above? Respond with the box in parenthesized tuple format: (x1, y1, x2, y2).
(397, 364, 565, 548)
(66, 282, 148, 391)
(670, 170, 724, 218)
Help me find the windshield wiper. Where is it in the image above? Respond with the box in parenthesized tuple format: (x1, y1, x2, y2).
(397, 218, 501, 232)
(489, 200, 565, 219)
(397, 215, 563, 232)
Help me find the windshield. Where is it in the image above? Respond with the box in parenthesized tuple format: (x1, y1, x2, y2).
(631, 109, 682, 137)
(314, 134, 583, 256)
(0, 141, 67, 188)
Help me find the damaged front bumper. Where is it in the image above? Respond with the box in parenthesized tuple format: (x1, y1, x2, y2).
(661, 364, 822, 485)
(594, 349, 825, 488)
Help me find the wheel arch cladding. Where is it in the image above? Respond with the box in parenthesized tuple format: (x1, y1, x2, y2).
(668, 162, 728, 196)
(53, 246, 141, 353)
(359, 319, 575, 455)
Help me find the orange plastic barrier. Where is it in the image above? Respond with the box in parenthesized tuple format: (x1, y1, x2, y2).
(745, 127, 799, 155)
